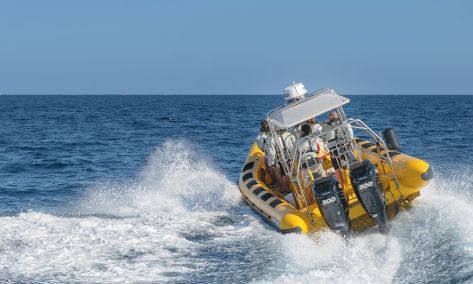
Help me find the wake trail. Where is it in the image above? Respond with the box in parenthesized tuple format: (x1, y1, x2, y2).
(0, 140, 276, 283)
(1, 142, 473, 283)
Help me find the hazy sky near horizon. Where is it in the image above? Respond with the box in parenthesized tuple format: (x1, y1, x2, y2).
(1, 1, 472, 95)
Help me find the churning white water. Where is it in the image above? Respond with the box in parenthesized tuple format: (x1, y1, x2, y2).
(0, 142, 472, 283)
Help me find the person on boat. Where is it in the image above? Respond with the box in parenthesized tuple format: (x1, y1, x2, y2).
(298, 124, 318, 164)
(257, 120, 278, 185)
(256, 119, 270, 151)
(298, 124, 327, 168)
(289, 117, 323, 140)
(266, 129, 292, 194)
(294, 124, 329, 204)
(257, 118, 293, 193)
(324, 111, 355, 187)
(306, 117, 323, 135)
(281, 130, 296, 158)
(325, 111, 355, 151)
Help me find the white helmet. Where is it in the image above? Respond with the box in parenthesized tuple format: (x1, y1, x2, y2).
(283, 82, 307, 104)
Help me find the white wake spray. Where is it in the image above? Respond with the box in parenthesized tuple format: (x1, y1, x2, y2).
(77, 140, 242, 217)
(0, 145, 472, 283)
(0, 140, 269, 283)
(255, 169, 473, 283)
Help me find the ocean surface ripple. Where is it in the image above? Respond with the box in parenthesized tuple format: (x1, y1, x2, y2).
(0, 95, 472, 283)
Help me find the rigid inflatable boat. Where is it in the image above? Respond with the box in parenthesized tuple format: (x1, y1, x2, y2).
(238, 87, 433, 235)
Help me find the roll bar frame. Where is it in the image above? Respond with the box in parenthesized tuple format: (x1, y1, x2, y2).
(265, 101, 400, 225)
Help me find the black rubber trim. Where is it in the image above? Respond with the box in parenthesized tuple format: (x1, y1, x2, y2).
(421, 166, 434, 181)
(358, 139, 398, 155)
(388, 151, 401, 157)
(242, 162, 255, 173)
(269, 199, 283, 208)
(253, 187, 265, 195)
(243, 193, 301, 234)
(260, 192, 274, 201)
(361, 142, 375, 149)
(280, 227, 302, 234)
(242, 173, 253, 182)
(246, 180, 257, 188)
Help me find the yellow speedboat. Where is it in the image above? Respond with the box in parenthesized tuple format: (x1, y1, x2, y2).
(238, 87, 433, 235)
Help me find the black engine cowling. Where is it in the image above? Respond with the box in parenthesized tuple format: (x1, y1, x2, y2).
(313, 176, 350, 237)
(350, 160, 388, 233)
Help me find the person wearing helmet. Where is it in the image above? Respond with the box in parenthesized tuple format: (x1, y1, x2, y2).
(283, 82, 307, 105)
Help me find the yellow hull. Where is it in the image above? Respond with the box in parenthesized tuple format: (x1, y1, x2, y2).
(238, 141, 433, 234)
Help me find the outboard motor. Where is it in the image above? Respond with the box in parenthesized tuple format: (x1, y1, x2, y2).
(381, 128, 400, 151)
(350, 160, 388, 233)
(313, 176, 350, 237)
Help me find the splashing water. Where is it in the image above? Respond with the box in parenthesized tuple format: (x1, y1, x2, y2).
(77, 140, 242, 217)
(255, 170, 473, 284)
(0, 141, 472, 283)
(0, 141, 276, 283)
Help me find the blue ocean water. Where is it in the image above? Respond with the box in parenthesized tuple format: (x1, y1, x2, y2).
(0, 95, 472, 283)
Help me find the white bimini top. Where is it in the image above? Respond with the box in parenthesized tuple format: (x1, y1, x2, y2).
(269, 89, 350, 129)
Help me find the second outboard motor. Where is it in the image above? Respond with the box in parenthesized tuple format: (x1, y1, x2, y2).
(381, 128, 400, 151)
(313, 176, 350, 237)
(350, 160, 388, 233)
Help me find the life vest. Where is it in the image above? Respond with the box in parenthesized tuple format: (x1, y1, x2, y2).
(316, 142, 328, 159)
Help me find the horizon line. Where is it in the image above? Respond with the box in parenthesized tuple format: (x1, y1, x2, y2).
(1, 93, 473, 96)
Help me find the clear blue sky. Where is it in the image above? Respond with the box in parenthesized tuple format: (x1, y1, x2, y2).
(1, 1, 472, 94)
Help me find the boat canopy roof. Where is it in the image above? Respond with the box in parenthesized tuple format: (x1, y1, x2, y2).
(268, 89, 350, 129)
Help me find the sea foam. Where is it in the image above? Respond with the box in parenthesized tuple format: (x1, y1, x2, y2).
(1, 143, 473, 283)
